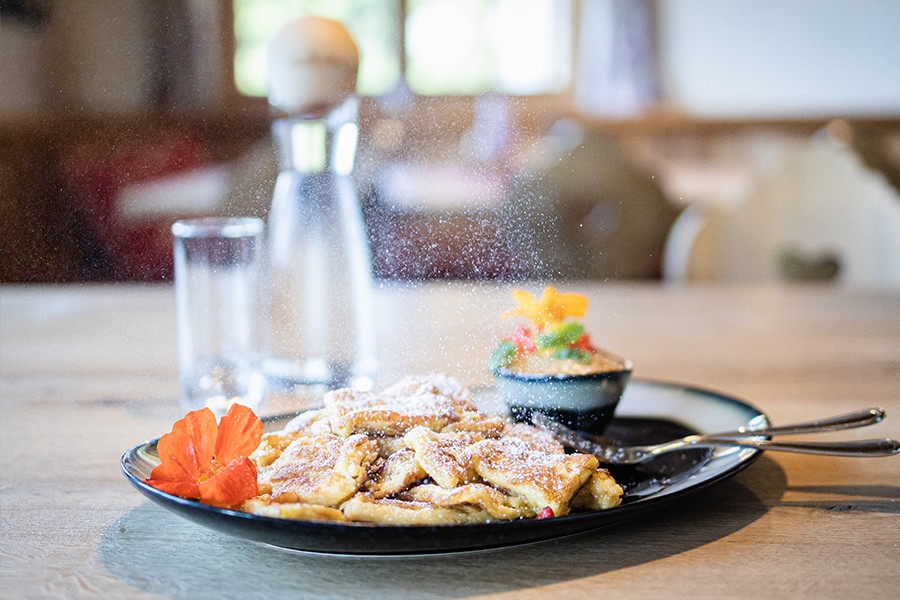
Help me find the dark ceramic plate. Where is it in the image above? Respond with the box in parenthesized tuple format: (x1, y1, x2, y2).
(121, 379, 768, 556)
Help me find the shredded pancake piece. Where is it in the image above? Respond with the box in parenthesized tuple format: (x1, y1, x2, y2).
(470, 438, 598, 516)
(363, 448, 427, 499)
(570, 468, 624, 510)
(402, 427, 482, 489)
(258, 433, 377, 506)
(251, 430, 303, 468)
(242, 497, 347, 522)
(324, 388, 473, 438)
(382, 372, 475, 406)
(501, 422, 566, 454)
(283, 408, 333, 435)
(399, 483, 529, 520)
(341, 493, 493, 525)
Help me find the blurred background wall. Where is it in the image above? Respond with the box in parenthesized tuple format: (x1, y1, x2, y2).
(1, 0, 898, 285)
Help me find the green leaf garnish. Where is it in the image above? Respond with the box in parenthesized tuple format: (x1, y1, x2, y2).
(536, 322, 584, 349)
(489, 340, 518, 371)
(551, 347, 593, 364)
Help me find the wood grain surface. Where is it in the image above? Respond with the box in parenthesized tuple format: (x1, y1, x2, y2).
(1, 282, 898, 599)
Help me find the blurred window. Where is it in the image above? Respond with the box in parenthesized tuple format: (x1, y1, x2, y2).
(233, 0, 571, 97)
(234, 0, 401, 96)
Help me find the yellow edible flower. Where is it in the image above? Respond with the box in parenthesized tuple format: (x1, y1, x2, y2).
(503, 286, 588, 330)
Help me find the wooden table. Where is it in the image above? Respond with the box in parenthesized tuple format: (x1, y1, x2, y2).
(2, 282, 898, 599)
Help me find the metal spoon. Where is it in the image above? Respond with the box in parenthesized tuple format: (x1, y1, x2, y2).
(532, 408, 900, 464)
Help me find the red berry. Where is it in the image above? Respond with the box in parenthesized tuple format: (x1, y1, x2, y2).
(573, 333, 597, 353)
(512, 326, 537, 353)
(537, 506, 554, 519)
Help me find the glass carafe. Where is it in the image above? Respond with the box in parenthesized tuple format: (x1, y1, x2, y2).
(265, 97, 376, 391)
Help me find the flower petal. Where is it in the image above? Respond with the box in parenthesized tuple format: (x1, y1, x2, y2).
(199, 456, 259, 508)
(145, 409, 218, 498)
(146, 463, 201, 500)
(147, 430, 203, 499)
(545, 287, 587, 320)
(154, 430, 203, 482)
(215, 404, 263, 464)
(170, 408, 217, 469)
(502, 289, 539, 322)
(504, 287, 588, 329)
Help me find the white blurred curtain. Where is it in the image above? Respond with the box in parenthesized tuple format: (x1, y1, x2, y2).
(574, 0, 660, 117)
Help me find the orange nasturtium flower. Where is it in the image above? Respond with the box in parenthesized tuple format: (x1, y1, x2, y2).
(146, 403, 263, 508)
(503, 286, 588, 330)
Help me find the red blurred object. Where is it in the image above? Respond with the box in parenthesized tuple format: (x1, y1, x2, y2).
(511, 325, 536, 353)
(61, 129, 212, 281)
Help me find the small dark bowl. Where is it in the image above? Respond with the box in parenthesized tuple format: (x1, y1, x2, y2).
(494, 356, 633, 435)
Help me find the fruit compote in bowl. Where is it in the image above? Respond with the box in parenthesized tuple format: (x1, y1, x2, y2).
(490, 287, 633, 435)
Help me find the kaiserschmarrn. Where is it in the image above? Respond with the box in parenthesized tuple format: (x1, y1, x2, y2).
(243, 373, 623, 524)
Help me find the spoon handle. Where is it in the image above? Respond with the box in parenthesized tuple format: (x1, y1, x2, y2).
(677, 437, 900, 458)
(707, 407, 885, 439)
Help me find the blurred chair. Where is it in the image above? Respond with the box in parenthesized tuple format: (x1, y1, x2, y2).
(61, 129, 222, 280)
(508, 121, 678, 280)
(664, 132, 900, 288)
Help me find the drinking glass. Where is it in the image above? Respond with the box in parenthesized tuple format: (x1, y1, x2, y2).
(172, 217, 267, 415)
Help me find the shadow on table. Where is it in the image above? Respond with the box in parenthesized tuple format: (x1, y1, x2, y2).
(99, 457, 785, 599)
(778, 484, 900, 514)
